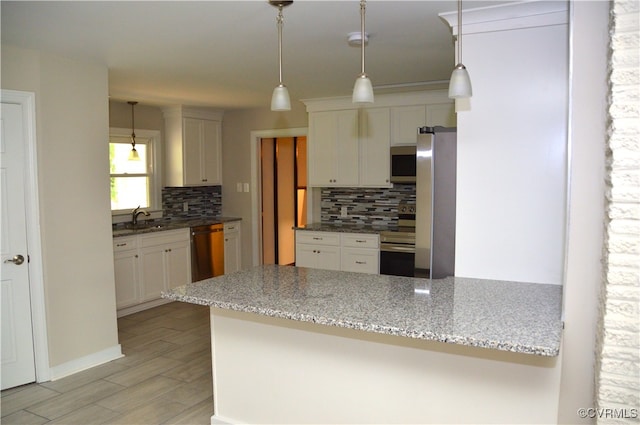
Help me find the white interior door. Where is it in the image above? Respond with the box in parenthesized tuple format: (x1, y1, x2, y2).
(1, 101, 36, 390)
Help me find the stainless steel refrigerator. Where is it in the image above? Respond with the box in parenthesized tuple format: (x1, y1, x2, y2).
(415, 126, 456, 279)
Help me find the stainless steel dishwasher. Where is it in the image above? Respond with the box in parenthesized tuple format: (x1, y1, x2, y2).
(190, 223, 224, 281)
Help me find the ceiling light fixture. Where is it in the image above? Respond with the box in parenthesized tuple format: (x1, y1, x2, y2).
(352, 0, 374, 104)
(448, 0, 472, 100)
(127, 101, 140, 161)
(347, 31, 369, 47)
(270, 0, 293, 111)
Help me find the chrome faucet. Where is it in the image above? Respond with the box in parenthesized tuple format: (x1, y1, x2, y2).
(131, 205, 151, 225)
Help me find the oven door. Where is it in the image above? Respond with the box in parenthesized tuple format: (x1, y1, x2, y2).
(380, 243, 415, 277)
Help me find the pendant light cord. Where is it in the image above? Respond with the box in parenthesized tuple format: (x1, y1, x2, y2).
(277, 6, 284, 85)
(128, 101, 137, 146)
(457, 0, 462, 65)
(360, 0, 366, 75)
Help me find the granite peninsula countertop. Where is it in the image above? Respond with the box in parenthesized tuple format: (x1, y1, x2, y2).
(162, 265, 563, 356)
(112, 216, 241, 237)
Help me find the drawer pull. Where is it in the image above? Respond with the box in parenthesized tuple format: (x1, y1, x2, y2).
(355, 261, 367, 265)
(312, 237, 323, 241)
(116, 243, 127, 247)
(355, 240, 366, 243)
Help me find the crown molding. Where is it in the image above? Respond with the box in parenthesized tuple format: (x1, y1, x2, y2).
(440, 0, 569, 36)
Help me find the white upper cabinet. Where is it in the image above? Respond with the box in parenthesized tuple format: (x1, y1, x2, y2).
(391, 105, 426, 146)
(391, 103, 456, 146)
(360, 107, 391, 187)
(163, 106, 223, 186)
(308, 109, 359, 187)
(303, 90, 454, 187)
(426, 103, 456, 128)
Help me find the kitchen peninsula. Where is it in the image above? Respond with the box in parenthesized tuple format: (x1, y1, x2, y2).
(163, 265, 564, 424)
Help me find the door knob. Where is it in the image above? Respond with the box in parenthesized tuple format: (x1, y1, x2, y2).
(4, 254, 25, 265)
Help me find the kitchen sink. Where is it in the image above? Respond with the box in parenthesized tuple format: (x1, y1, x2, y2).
(124, 222, 166, 230)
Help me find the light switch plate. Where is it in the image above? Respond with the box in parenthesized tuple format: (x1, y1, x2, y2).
(236, 182, 243, 192)
(243, 183, 250, 193)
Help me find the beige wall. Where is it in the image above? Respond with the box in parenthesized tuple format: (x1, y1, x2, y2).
(108, 100, 164, 133)
(221, 102, 308, 268)
(2, 45, 120, 368)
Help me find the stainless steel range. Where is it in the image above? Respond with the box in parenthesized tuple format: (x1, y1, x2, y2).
(380, 202, 417, 277)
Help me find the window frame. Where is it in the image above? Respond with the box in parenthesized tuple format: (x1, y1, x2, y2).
(109, 127, 162, 216)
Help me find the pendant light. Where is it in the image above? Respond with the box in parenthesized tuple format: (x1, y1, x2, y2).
(127, 101, 140, 161)
(270, 1, 293, 111)
(352, 0, 374, 104)
(448, 0, 472, 99)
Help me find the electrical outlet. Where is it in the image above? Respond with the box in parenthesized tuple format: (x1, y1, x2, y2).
(340, 206, 348, 218)
(183, 201, 189, 212)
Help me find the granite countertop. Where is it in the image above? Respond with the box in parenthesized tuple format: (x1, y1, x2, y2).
(162, 265, 563, 356)
(295, 222, 398, 234)
(112, 216, 241, 237)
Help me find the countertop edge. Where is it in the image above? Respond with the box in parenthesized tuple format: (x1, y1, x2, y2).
(161, 288, 562, 358)
(113, 216, 242, 238)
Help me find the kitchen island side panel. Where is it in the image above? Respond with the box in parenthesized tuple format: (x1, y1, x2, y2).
(210, 308, 562, 425)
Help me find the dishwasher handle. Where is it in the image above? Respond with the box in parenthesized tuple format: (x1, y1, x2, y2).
(191, 224, 224, 236)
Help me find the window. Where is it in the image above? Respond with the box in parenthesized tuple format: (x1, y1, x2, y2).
(109, 129, 160, 213)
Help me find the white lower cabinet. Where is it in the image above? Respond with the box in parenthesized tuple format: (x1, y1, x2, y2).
(295, 231, 341, 270)
(113, 237, 139, 309)
(340, 233, 380, 274)
(296, 244, 342, 271)
(295, 231, 379, 274)
(113, 228, 191, 315)
(224, 221, 242, 274)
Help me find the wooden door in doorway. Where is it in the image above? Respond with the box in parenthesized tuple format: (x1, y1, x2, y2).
(261, 137, 307, 265)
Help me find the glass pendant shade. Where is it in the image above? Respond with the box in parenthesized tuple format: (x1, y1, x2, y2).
(128, 146, 140, 161)
(352, 74, 374, 103)
(271, 84, 291, 111)
(448, 64, 472, 99)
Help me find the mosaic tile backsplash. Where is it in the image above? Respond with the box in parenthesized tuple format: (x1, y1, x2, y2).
(162, 186, 222, 219)
(320, 185, 416, 226)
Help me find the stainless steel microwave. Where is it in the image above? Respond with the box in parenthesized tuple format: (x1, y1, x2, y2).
(390, 146, 416, 183)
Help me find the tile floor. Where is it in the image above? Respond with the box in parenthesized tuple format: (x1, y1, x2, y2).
(1, 302, 214, 424)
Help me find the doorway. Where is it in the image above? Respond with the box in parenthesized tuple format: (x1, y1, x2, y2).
(260, 136, 307, 265)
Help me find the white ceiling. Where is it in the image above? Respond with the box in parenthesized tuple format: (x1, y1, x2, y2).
(1, 0, 506, 110)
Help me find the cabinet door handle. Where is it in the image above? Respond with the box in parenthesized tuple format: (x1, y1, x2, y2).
(135, 254, 139, 258)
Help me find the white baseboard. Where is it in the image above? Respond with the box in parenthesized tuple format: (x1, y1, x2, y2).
(49, 344, 123, 381)
(117, 298, 172, 318)
(211, 414, 242, 424)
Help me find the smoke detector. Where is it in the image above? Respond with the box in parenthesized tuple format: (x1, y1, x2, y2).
(347, 31, 369, 47)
